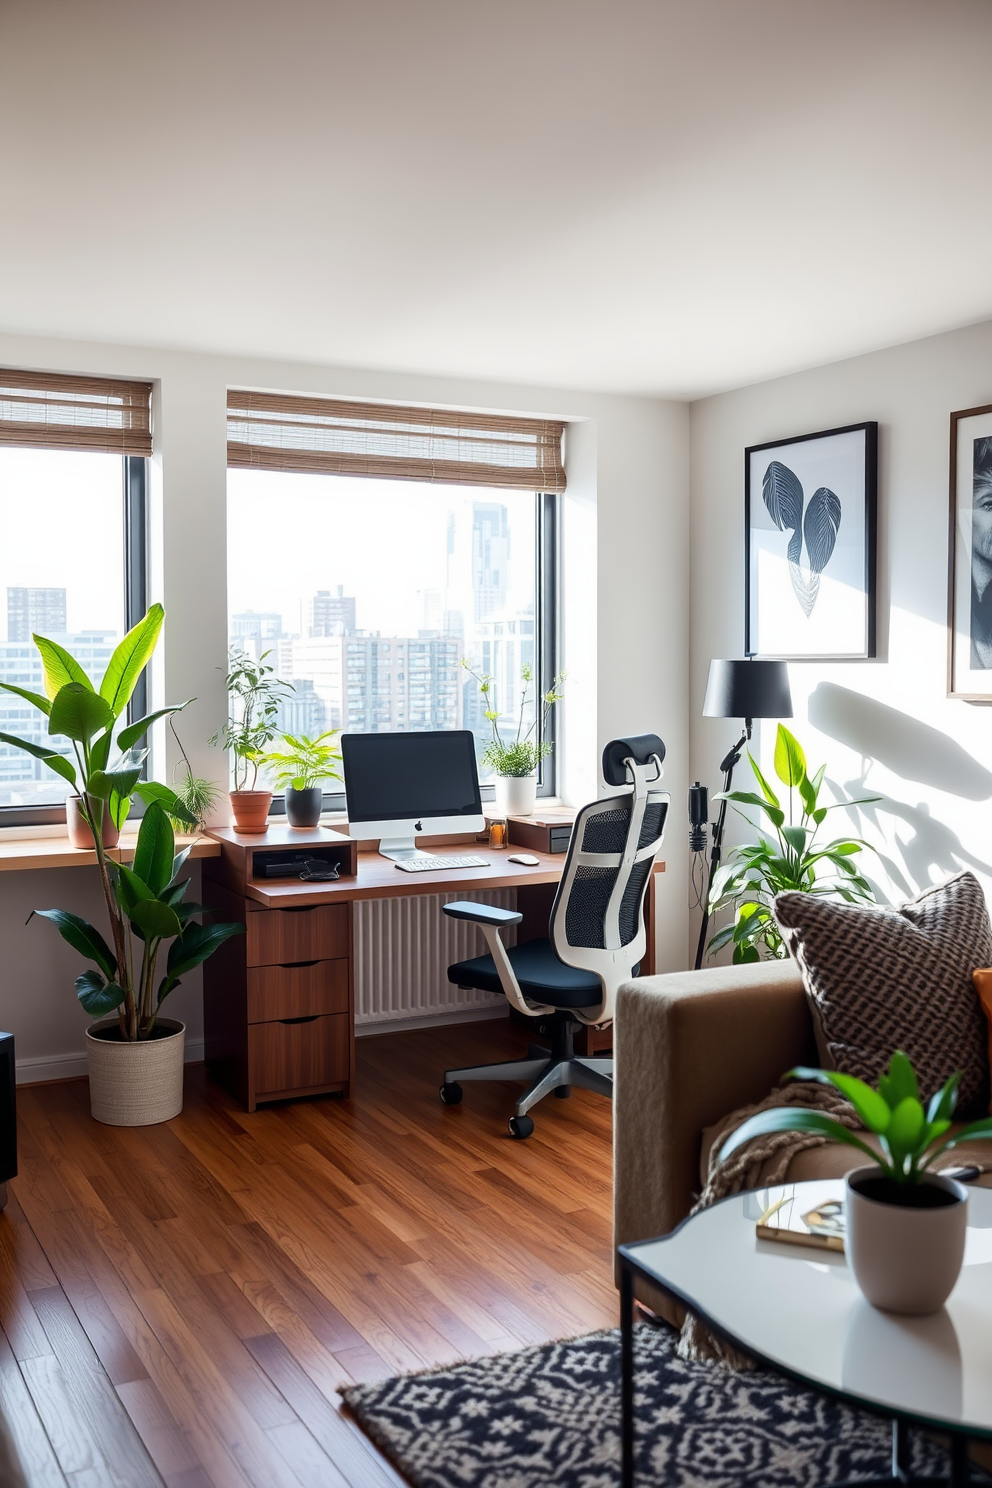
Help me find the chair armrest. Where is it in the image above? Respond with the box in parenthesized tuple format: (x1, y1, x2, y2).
(614, 960, 814, 1261)
(442, 902, 523, 928)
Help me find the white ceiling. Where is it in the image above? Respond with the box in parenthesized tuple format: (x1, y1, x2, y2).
(2, 0, 991, 398)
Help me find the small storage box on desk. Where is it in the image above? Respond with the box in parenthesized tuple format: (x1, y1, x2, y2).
(202, 825, 358, 1111)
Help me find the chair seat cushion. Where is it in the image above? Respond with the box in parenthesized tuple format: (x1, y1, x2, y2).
(448, 937, 603, 1010)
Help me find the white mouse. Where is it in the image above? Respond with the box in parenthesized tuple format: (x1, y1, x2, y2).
(508, 853, 541, 865)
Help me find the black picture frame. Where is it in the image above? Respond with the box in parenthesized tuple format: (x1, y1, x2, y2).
(948, 403, 992, 699)
(744, 421, 877, 661)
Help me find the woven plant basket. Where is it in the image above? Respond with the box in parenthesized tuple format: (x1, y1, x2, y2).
(85, 1018, 185, 1126)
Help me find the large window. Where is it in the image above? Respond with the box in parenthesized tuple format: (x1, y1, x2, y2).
(0, 370, 152, 821)
(227, 471, 556, 796)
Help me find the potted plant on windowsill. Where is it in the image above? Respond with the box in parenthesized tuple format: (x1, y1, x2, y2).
(720, 1051, 992, 1314)
(264, 730, 342, 828)
(211, 649, 293, 834)
(463, 661, 565, 818)
(0, 606, 244, 1124)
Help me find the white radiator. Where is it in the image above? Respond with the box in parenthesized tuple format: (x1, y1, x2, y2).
(354, 890, 517, 1027)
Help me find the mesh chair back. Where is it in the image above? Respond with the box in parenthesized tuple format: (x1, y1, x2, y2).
(548, 748, 668, 1013)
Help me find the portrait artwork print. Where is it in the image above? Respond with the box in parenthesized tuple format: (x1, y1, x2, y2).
(745, 422, 877, 661)
(949, 404, 992, 698)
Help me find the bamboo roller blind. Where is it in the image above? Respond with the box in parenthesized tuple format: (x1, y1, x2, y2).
(227, 390, 566, 492)
(0, 369, 153, 456)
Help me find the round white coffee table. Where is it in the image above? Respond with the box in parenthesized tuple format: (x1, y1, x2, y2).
(617, 1179, 992, 1488)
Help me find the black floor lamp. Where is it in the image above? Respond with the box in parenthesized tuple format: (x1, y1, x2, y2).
(692, 658, 793, 971)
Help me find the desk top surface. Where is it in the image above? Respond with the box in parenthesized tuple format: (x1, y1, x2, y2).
(243, 841, 572, 907)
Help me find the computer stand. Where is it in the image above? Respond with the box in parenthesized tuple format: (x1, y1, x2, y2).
(377, 837, 435, 864)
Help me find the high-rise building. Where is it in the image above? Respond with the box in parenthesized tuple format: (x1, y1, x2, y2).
(468, 612, 536, 741)
(285, 634, 461, 734)
(308, 586, 356, 637)
(471, 503, 510, 622)
(7, 587, 66, 642)
(275, 678, 326, 738)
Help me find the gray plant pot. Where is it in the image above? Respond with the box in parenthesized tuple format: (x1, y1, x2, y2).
(845, 1165, 968, 1315)
(285, 785, 323, 828)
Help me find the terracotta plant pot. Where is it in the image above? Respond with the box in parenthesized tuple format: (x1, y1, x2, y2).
(494, 774, 537, 817)
(230, 789, 272, 833)
(845, 1166, 968, 1315)
(285, 785, 323, 828)
(85, 1018, 185, 1126)
(66, 795, 120, 850)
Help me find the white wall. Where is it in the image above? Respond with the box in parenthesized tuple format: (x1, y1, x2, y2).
(690, 318, 992, 962)
(0, 331, 690, 1077)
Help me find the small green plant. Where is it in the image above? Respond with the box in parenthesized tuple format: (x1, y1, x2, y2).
(210, 649, 294, 791)
(265, 730, 342, 792)
(462, 660, 565, 777)
(167, 719, 223, 834)
(720, 1051, 992, 1184)
(707, 723, 878, 963)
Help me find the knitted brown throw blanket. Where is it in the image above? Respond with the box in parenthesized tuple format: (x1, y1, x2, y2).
(676, 1079, 861, 1369)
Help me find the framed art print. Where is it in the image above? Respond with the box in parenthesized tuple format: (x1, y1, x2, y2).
(745, 422, 877, 660)
(948, 403, 992, 699)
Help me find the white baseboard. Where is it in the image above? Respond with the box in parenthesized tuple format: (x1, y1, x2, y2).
(355, 1006, 509, 1037)
(16, 1037, 206, 1086)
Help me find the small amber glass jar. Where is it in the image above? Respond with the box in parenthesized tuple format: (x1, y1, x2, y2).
(488, 817, 508, 849)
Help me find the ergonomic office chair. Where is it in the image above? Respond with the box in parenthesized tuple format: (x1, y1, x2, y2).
(438, 734, 669, 1138)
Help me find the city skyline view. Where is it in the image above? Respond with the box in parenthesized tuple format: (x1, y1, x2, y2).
(226, 470, 540, 782)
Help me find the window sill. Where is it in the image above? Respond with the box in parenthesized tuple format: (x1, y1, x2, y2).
(0, 832, 220, 872)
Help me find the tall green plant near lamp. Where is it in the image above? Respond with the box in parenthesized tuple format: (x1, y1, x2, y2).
(0, 606, 244, 1124)
(265, 730, 342, 828)
(463, 661, 565, 817)
(210, 649, 294, 833)
(706, 723, 878, 963)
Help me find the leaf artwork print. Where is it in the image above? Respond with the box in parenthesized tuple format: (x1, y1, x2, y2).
(762, 459, 841, 618)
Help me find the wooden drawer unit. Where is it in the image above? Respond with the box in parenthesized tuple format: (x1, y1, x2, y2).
(248, 1013, 350, 1100)
(247, 959, 349, 1023)
(246, 904, 348, 967)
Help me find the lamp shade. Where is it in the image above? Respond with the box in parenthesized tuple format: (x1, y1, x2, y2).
(702, 659, 792, 721)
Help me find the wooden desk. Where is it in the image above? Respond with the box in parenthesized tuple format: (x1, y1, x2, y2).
(203, 824, 663, 1111)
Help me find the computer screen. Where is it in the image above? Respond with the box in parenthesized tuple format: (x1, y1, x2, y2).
(341, 730, 483, 825)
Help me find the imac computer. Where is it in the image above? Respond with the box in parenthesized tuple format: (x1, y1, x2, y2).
(341, 730, 486, 863)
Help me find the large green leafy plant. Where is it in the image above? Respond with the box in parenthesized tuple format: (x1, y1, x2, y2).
(210, 649, 294, 791)
(707, 724, 877, 963)
(720, 1051, 992, 1185)
(463, 660, 565, 777)
(0, 606, 243, 1041)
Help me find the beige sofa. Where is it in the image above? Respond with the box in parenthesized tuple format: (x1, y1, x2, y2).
(614, 960, 992, 1322)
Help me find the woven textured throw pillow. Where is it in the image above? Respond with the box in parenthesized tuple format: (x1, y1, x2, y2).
(774, 871, 992, 1119)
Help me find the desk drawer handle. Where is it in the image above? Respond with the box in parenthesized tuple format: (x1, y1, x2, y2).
(280, 960, 319, 969)
(278, 1015, 320, 1025)
(281, 906, 315, 915)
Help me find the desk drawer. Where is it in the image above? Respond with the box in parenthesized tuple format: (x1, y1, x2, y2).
(246, 905, 348, 967)
(249, 1013, 350, 1097)
(247, 959, 349, 1023)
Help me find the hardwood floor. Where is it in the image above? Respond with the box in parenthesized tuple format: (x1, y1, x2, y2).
(0, 1018, 616, 1487)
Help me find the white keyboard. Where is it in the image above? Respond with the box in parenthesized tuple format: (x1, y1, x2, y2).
(395, 855, 490, 873)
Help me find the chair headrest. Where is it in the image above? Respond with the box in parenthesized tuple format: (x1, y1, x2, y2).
(602, 734, 666, 787)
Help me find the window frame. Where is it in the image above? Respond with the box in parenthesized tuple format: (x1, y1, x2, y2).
(0, 454, 149, 829)
(259, 485, 560, 819)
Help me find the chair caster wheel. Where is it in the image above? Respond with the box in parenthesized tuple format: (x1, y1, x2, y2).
(508, 1115, 534, 1139)
(554, 1085, 571, 1099)
(439, 1082, 463, 1105)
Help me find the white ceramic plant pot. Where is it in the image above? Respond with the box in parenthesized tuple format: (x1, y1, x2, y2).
(85, 1018, 186, 1126)
(494, 774, 537, 817)
(845, 1166, 968, 1315)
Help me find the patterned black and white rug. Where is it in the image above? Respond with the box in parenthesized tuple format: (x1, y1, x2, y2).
(341, 1324, 965, 1488)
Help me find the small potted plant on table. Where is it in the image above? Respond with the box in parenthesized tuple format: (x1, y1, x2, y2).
(211, 649, 293, 833)
(264, 730, 342, 828)
(721, 1051, 992, 1314)
(463, 661, 565, 817)
(0, 607, 244, 1124)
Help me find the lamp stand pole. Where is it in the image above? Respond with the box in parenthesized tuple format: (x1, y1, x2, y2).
(693, 720, 751, 972)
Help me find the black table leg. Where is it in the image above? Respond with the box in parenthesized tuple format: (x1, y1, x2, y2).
(620, 1262, 634, 1488)
(893, 1420, 912, 1483)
